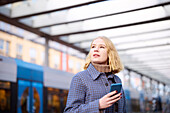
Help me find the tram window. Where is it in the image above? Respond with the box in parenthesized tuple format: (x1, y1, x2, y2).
(62, 90, 68, 107)
(46, 88, 68, 113)
(33, 88, 40, 113)
(61, 90, 68, 112)
(47, 88, 61, 113)
(0, 81, 11, 112)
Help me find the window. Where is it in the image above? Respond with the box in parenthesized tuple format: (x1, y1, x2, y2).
(158, 83, 164, 96)
(123, 69, 130, 89)
(41, 52, 45, 65)
(151, 80, 158, 96)
(46, 88, 61, 113)
(18, 28, 24, 37)
(142, 77, 151, 93)
(0, 81, 11, 112)
(130, 71, 141, 90)
(68, 59, 73, 72)
(16, 44, 23, 59)
(54, 55, 60, 69)
(5, 41, 9, 56)
(62, 53, 67, 71)
(5, 24, 11, 32)
(0, 39, 10, 56)
(76, 62, 81, 72)
(0, 21, 5, 31)
(0, 39, 4, 50)
(45, 88, 68, 113)
(30, 48, 36, 63)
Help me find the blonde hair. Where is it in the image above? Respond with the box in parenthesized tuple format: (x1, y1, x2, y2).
(84, 36, 124, 74)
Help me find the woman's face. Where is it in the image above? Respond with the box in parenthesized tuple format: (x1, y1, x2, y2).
(90, 38, 108, 65)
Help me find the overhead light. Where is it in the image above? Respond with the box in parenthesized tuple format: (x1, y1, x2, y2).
(83, 6, 167, 30)
(120, 45, 170, 54)
(111, 30, 170, 45)
(98, 20, 170, 37)
(116, 37, 170, 50)
(67, 32, 97, 43)
(128, 51, 170, 58)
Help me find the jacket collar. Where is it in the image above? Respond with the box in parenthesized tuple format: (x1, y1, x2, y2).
(87, 63, 101, 80)
(87, 63, 117, 82)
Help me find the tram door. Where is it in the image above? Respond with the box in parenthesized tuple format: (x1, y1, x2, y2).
(17, 80, 43, 113)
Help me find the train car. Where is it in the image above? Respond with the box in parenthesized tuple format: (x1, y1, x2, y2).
(0, 55, 74, 113)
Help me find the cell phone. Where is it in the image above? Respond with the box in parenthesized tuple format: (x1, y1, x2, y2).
(110, 83, 122, 93)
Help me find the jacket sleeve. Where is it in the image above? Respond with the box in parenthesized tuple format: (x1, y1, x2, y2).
(64, 74, 100, 113)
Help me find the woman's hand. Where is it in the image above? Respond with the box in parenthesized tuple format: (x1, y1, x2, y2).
(99, 91, 122, 109)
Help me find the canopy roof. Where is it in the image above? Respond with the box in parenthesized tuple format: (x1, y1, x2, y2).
(0, 0, 170, 85)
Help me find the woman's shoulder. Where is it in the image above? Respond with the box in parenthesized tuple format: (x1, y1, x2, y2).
(114, 74, 122, 83)
(72, 69, 89, 80)
(71, 70, 90, 86)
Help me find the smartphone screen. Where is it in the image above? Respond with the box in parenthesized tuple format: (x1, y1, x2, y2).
(110, 83, 122, 93)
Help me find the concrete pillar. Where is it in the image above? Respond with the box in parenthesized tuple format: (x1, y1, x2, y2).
(157, 81, 160, 96)
(140, 75, 144, 90)
(150, 78, 153, 92)
(127, 70, 131, 88)
(45, 38, 49, 66)
(163, 84, 166, 95)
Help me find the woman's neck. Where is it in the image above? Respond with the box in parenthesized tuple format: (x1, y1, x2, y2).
(92, 62, 111, 73)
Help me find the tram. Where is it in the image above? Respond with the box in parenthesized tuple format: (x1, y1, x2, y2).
(0, 55, 73, 113)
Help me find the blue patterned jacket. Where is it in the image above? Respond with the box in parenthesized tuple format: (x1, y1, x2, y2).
(64, 63, 126, 113)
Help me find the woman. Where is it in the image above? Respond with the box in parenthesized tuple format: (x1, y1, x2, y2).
(64, 36, 126, 113)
